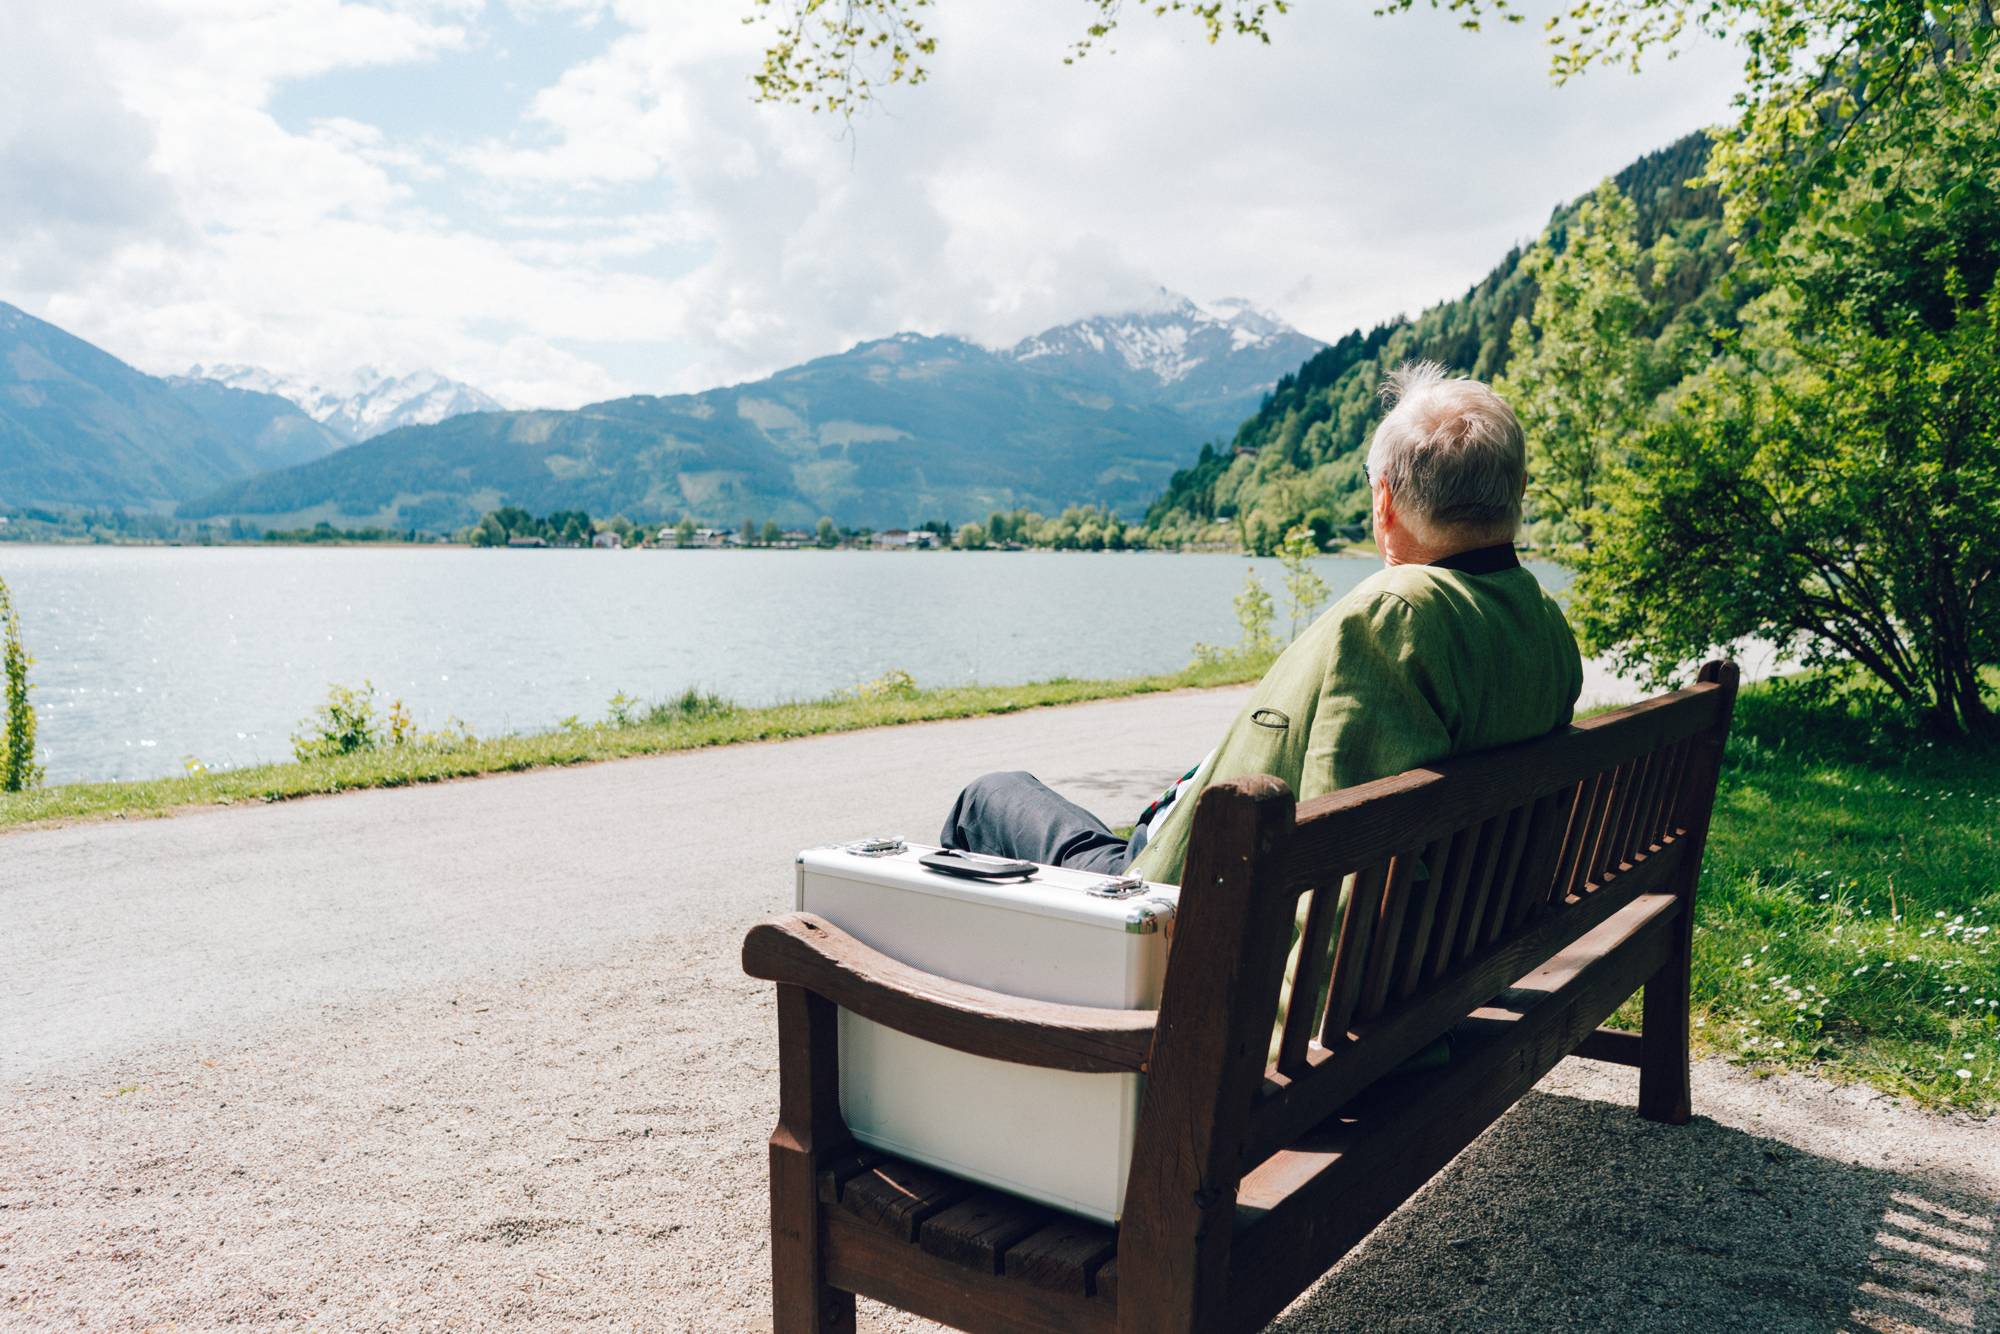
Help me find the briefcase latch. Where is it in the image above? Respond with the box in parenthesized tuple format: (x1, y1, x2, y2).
(1086, 873, 1147, 899)
(842, 836, 907, 857)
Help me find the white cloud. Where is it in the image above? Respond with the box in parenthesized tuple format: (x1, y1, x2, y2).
(0, 0, 1746, 409)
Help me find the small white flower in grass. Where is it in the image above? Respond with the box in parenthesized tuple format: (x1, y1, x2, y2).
(1937, 911, 1948, 918)
(1957, 1069, 1973, 1080)
(1853, 966, 1869, 975)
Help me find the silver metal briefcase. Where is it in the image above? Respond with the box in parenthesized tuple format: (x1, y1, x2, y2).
(795, 840, 1177, 1222)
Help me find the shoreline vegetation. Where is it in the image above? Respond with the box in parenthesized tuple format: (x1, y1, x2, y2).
(1, 654, 1992, 1111)
(0, 659, 1267, 833)
(0, 506, 1391, 557)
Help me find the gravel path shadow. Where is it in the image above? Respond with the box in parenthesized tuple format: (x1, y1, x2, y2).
(1271, 1072, 1999, 1333)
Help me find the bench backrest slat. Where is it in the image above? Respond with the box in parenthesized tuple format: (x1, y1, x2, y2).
(1391, 834, 1452, 1000)
(1237, 672, 1735, 1170)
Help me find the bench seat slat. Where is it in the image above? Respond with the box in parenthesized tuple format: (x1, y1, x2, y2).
(839, 1157, 975, 1242)
(824, 1209, 1117, 1334)
(1003, 1218, 1119, 1296)
(919, 1191, 1053, 1274)
(816, 1145, 885, 1205)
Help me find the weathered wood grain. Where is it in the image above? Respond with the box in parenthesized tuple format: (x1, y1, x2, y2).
(839, 1158, 975, 1244)
(743, 914, 1156, 1074)
(1003, 1218, 1118, 1295)
(919, 1192, 1051, 1275)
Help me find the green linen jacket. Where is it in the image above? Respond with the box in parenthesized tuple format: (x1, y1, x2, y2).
(1126, 552, 1583, 1058)
(1128, 554, 1584, 887)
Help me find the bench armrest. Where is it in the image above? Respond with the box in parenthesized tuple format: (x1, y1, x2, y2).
(742, 913, 1156, 1074)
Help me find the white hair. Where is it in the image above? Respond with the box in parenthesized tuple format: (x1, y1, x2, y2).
(1365, 360, 1526, 539)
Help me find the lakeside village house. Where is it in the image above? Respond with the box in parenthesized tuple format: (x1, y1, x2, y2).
(647, 526, 934, 549)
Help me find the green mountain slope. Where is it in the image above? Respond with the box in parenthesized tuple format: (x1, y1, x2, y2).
(0, 302, 344, 511)
(1143, 133, 1740, 552)
(182, 334, 1218, 530)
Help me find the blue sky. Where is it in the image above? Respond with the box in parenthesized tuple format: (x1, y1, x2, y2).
(0, 0, 1746, 407)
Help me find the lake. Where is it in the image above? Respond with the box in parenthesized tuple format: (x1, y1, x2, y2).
(2, 545, 1574, 785)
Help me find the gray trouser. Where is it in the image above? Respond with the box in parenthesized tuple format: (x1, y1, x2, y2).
(938, 771, 1131, 875)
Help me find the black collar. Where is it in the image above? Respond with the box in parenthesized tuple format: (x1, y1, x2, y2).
(1428, 543, 1520, 575)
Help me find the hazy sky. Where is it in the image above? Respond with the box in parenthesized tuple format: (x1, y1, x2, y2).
(1, 0, 1745, 407)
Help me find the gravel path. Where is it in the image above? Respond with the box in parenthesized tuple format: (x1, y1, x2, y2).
(5, 682, 1991, 1332)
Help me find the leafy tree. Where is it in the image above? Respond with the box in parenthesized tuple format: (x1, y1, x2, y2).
(741, 517, 760, 546)
(749, 0, 1307, 115)
(470, 513, 506, 547)
(1277, 523, 1331, 641)
(1494, 180, 1653, 552)
(1572, 98, 2000, 737)
(816, 516, 839, 547)
(0, 576, 41, 791)
(676, 516, 697, 548)
(763, 519, 785, 545)
(956, 522, 987, 549)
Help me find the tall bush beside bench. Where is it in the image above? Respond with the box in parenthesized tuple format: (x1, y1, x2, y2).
(744, 660, 1739, 1333)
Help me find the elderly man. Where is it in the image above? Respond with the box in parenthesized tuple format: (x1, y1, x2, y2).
(940, 361, 1584, 886)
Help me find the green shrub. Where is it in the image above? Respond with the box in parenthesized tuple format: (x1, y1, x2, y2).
(291, 683, 388, 761)
(1191, 567, 1280, 669)
(291, 683, 472, 761)
(605, 687, 738, 728)
(846, 669, 920, 702)
(0, 576, 41, 791)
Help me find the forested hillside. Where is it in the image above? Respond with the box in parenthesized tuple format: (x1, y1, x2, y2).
(1144, 133, 1740, 552)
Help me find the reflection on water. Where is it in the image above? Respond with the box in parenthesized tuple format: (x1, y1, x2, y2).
(3, 545, 1572, 784)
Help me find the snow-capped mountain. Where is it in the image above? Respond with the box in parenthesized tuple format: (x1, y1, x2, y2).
(181, 364, 505, 443)
(1005, 290, 1325, 432)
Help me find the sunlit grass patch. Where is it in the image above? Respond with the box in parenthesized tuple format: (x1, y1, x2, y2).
(1634, 679, 2000, 1110)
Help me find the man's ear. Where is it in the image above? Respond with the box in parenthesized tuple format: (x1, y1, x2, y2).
(1374, 482, 1395, 534)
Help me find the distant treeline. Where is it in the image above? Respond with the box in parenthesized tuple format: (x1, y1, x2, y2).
(263, 522, 420, 544)
(462, 507, 610, 547)
(451, 504, 1267, 552)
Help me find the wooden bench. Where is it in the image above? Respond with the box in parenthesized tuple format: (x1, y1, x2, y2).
(742, 660, 1740, 1333)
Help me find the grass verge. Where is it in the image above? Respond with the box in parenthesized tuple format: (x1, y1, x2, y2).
(1612, 681, 1999, 1111)
(0, 659, 1266, 831)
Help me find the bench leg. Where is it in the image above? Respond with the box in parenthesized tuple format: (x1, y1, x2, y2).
(770, 984, 857, 1334)
(771, 1139, 855, 1333)
(1636, 913, 1693, 1125)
